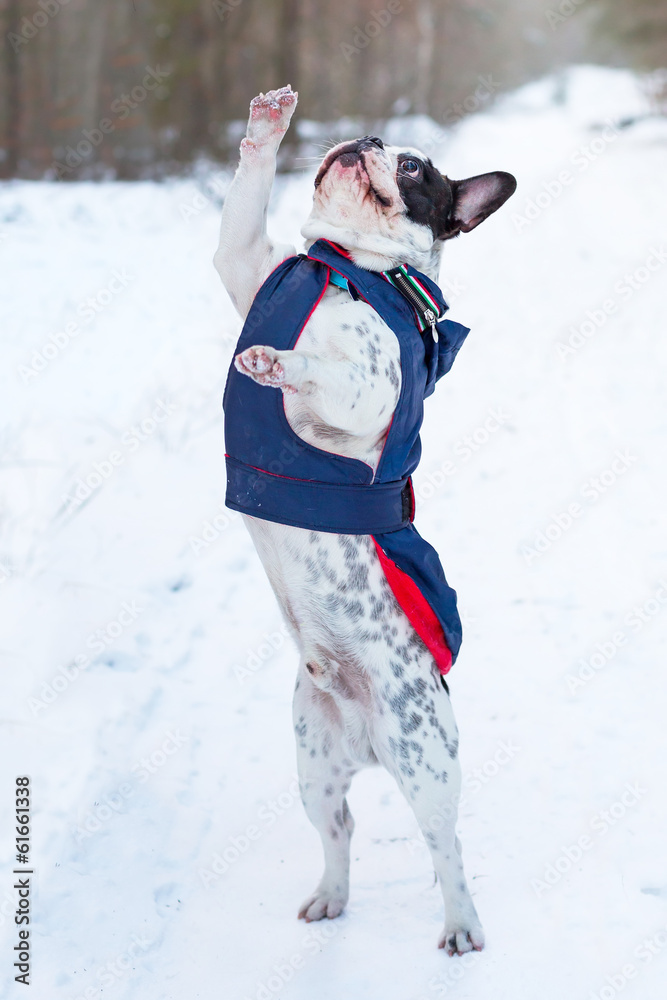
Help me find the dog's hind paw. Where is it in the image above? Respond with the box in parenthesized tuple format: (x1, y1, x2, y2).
(438, 922, 485, 956)
(298, 888, 347, 922)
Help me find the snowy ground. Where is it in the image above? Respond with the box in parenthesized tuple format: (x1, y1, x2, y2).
(1, 65, 667, 1000)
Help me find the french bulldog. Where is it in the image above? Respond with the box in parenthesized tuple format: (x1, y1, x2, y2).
(214, 84, 515, 954)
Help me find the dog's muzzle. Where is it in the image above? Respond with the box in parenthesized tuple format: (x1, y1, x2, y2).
(314, 135, 386, 188)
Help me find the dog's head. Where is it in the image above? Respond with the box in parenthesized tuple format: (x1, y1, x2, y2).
(301, 135, 516, 277)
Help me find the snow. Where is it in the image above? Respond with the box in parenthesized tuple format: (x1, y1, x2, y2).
(1, 65, 667, 999)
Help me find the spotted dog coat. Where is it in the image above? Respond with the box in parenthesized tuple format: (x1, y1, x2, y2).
(214, 85, 516, 954)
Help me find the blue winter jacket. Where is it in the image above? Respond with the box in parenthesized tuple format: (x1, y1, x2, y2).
(223, 238, 470, 671)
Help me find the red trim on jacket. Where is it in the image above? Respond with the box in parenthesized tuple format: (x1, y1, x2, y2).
(371, 537, 453, 675)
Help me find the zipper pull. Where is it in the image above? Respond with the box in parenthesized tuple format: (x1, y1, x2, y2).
(424, 309, 438, 342)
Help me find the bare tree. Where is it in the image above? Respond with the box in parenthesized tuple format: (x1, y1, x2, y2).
(0, 0, 22, 178)
(1, 0, 664, 179)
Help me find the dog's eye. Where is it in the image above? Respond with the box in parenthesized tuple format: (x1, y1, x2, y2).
(401, 159, 421, 176)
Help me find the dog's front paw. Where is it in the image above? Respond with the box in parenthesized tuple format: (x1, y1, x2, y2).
(298, 887, 347, 922)
(244, 85, 298, 148)
(234, 345, 296, 392)
(438, 921, 485, 956)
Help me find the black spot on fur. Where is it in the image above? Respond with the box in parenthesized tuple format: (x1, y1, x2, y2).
(401, 712, 423, 735)
(324, 593, 345, 615)
(425, 761, 448, 782)
(394, 643, 411, 666)
(358, 628, 383, 642)
(385, 679, 425, 717)
(386, 361, 399, 390)
(348, 564, 369, 592)
(338, 536, 362, 569)
(343, 599, 365, 621)
(295, 717, 308, 737)
(370, 597, 386, 622)
(304, 556, 320, 581)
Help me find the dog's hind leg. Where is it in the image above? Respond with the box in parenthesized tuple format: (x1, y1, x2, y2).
(369, 657, 485, 954)
(293, 665, 360, 922)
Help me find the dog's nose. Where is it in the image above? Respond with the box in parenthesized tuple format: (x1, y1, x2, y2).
(359, 135, 384, 149)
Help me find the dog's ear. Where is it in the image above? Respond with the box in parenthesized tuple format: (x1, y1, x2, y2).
(444, 171, 517, 236)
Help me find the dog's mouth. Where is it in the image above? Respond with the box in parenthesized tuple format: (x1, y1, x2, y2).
(314, 139, 393, 208)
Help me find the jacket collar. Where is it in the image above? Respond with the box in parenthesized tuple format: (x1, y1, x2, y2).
(308, 238, 448, 337)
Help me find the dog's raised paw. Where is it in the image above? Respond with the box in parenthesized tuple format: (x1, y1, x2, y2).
(234, 346, 299, 393)
(235, 345, 283, 381)
(438, 923, 485, 956)
(247, 85, 298, 140)
(298, 889, 347, 923)
(236, 345, 277, 373)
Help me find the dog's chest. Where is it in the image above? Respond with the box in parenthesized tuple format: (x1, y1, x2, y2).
(283, 284, 401, 467)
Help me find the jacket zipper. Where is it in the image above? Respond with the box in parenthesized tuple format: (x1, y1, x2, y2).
(388, 269, 439, 342)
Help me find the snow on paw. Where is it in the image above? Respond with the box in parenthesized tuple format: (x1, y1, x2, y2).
(438, 923, 485, 956)
(297, 890, 346, 922)
(236, 345, 276, 374)
(235, 346, 298, 392)
(235, 345, 285, 385)
(247, 85, 298, 143)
